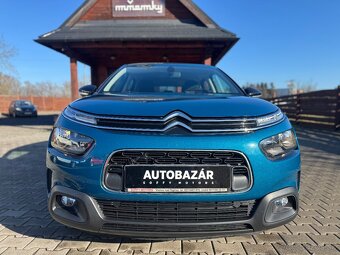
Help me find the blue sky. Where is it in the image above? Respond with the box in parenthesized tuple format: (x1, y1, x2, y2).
(0, 0, 339, 89)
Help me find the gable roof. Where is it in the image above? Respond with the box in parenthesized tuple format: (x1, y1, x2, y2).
(61, 0, 220, 29)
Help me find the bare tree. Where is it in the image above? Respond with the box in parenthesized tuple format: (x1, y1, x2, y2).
(0, 36, 17, 73)
(0, 72, 20, 95)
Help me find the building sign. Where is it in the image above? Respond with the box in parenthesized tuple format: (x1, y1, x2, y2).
(112, 0, 165, 17)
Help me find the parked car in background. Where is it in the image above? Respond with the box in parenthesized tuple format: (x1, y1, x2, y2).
(8, 100, 38, 117)
(47, 63, 300, 239)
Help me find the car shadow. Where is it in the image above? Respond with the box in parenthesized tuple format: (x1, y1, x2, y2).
(0, 141, 162, 244)
(295, 126, 340, 155)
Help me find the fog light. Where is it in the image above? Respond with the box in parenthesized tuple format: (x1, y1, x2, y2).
(61, 196, 76, 207)
(265, 194, 297, 223)
(272, 196, 292, 214)
(274, 197, 289, 207)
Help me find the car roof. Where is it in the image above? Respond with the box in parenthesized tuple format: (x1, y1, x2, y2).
(124, 63, 217, 69)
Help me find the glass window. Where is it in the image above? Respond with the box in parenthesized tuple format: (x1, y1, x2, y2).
(100, 65, 243, 97)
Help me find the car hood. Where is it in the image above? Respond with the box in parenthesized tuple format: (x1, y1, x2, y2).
(70, 95, 278, 118)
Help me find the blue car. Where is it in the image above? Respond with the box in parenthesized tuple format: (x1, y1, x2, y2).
(47, 63, 300, 239)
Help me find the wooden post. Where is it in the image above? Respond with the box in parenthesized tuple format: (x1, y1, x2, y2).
(90, 65, 108, 86)
(91, 66, 97, 86)
(97, 65, 108, 85)
(70, 58, 79, 101)
(335, 85, 340, 130)
(204, 56, 212, 65)
(296, 93, 301, 125)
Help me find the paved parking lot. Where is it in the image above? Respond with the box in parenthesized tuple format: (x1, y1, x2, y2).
(0, 114, 339, 255)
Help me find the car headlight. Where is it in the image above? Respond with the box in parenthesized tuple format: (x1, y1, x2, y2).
(15, 107, 22, 111)
(63, 107, 97, 125)
(260, 130, 298, 159)
(256, 110, 284, 127)
(51, 128, 94, 155)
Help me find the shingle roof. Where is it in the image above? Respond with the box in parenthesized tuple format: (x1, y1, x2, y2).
(37, 20, 237, 43)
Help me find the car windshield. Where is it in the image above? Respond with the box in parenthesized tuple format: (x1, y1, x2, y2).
(99, 65, 244, 96)
(16, 101, 32, 106)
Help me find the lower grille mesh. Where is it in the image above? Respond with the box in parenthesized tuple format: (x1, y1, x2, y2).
(97, 200, 256, 223)
(102, 223, 253, 233)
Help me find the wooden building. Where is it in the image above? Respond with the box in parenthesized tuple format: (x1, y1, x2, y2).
(36, 0, 239, 100)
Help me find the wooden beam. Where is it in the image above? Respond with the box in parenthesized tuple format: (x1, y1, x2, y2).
(70, 58, 79, 101)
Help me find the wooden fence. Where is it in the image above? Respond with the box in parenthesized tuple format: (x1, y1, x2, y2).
(270, 86, 340, 130)
(0, 95, 71, 114)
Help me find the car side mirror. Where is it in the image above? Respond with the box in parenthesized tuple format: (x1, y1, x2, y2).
(244, 87, 262, 97)
(79, 85, 97, 97)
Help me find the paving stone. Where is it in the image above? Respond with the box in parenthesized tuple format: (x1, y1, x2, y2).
(315, 217, 339, 226)
(22, 210, 50, 219)
(0, 211, 28, 218)
(263, 226, 291, 235)
(150, 241, 181, 254)
(307, 234, 340, 246)
(34, 249, 70, 255)
(182, 241, 214, 255)
(292, 216, 322, 226)
(298, 210, 323, 218)
(272, 244, 309, 255)
(0, 218, 29, 227)
(253, 234, 285, 245)
(0, 237, 34, 249)
(118, 242, 151, 254)
(303, 244, 340, 255)
(226, 235, 256, 244)
(0, 226, 31, 237)
(22, 218, 53, 228)
(0, 248, 38, 255)
(280, 233, 316, 245)
(310, 225, 340, 235)
(243, 243, 278, 255)
(23, 226, 59, 238)
(55, 240, 90, 251)
(87, 241, 120, 252)
(316, 210, 340, 218)
(24, 238, 61, 251)
(50, 227, 83, 238)
(0, 247, 7, 254)
(67, 250, 101, 255)
(209, 238, 226, 244)
(100, 251, 133, 255)
(285, 224, 319, 235)
(213, 242, 246, 255)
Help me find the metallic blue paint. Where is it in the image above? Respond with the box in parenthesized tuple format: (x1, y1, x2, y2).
(47, 114, 300, 202)
(70, 95, 279, 118)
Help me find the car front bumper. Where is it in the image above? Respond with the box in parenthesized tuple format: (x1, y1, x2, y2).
(47, 115, 301, 238)
(49, 185, 298, 239)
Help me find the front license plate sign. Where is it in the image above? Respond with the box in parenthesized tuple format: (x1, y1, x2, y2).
(125, 165, 231, 193)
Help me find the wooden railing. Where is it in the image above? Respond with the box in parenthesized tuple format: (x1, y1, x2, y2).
(269, 86, 340, 130)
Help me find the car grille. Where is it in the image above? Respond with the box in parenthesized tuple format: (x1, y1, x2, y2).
(104, 150, 251, 192)
(94, 111, 258, 133)
(101, 222, 253, 233)
(97, 200, 256, 223)
(108, 150, 249, 168)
